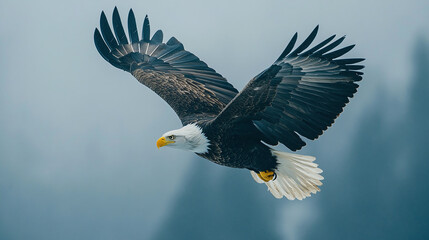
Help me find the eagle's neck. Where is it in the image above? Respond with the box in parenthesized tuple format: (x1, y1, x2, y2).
(179, 123, 210, 154)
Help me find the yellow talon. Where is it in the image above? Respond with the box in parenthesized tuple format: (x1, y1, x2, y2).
(257, 170, 275, 182)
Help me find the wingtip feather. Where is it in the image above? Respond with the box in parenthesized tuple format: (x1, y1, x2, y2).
(290, 26, 319, 56)
(142, 15, 150, 42)
(127, 8, 139, 43)
(276, 32, 298, 62)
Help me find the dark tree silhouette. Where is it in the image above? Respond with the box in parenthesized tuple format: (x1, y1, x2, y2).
(305, 38, 429, 239)
(153, 159, 281, 240)
(394, 38, 429, 238)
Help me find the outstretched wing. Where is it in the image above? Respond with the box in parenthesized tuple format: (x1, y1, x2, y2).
(213, 26, 364, 151)
(94, 8, 238, 123)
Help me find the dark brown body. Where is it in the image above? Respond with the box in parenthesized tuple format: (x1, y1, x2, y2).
(196, 120, 278, 172)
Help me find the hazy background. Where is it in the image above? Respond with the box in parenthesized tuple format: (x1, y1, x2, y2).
(1, 0, 428, 239)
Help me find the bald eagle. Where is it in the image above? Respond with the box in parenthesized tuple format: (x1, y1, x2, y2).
(94, 8, 364, 200)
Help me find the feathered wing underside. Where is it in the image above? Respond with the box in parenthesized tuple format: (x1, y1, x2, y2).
(94, 8, 238, 123)
(214, 26, 364, 151)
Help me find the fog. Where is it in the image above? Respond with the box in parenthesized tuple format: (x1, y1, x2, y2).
(1, 1, 428, 239)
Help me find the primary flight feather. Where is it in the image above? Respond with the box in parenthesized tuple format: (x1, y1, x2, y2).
(94, 8, 364, 200)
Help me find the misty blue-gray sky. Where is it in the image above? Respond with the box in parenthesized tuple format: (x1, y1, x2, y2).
(1, 1, 428, 239)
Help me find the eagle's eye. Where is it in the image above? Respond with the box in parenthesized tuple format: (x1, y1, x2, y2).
(168, 135, 175, 140)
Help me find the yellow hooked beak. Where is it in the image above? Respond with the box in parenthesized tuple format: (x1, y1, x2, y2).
(156, 137, 175, 149)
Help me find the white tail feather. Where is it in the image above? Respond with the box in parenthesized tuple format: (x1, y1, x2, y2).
(250, 150, 324, 200)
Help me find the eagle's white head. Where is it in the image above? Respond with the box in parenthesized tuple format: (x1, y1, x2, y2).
(156, 123, 210, 154)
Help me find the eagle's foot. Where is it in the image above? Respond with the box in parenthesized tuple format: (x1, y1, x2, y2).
(257, 170, 276, 182)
